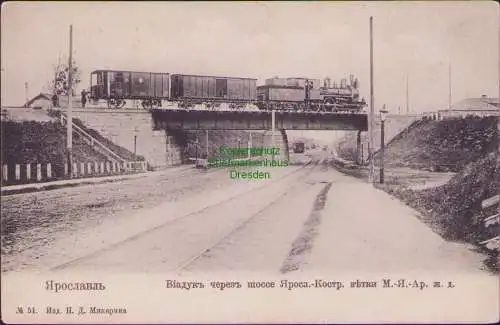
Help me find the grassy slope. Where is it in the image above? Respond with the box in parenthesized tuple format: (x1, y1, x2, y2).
(1, 121, 110, 179)
(379, 117, 497, 172)
(334, 116, 499, 272)
(336, 116, 497, 172)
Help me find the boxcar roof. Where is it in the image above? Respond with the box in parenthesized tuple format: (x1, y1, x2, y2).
(91, 69, 170, 75)
(171, 74, 257, 80)
(257, 85, 304, 90)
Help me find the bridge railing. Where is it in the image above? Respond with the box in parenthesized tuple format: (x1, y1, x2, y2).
(478, 194, 499, 251)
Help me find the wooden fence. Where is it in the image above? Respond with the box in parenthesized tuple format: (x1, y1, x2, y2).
(1, 161, 148, 186)
(478, 194, 499, 251)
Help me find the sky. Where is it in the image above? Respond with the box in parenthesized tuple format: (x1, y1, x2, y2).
(2, 1, 499, 113)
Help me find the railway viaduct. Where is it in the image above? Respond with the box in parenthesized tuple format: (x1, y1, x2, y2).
(53, 107, 372, 169)
(9, 102, 430, 170)
(149, 109, 368, 163)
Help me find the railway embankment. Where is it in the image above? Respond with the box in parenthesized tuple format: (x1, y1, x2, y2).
(336, 114, 422, 162)
(332, 116, 499, 273)
(1, 120, 110, 181)
(1, 113, 148, 187)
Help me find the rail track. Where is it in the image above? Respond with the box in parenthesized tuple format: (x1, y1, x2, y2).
(174, 157, 328, 274)
(49, 156, 324, 272)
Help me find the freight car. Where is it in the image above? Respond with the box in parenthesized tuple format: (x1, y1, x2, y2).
(170, 74, 257, 107)
(88, 69, 366, 113)
(90, 70, 257, 109)
(90, 70, 170, 109)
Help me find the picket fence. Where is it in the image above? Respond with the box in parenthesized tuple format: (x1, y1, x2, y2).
(1, 160, 147, 186)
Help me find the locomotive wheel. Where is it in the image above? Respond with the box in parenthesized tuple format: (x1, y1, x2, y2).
(107, 98, 117, 109)
(141, 100, 152, 110)
(117, 99, 126, 109)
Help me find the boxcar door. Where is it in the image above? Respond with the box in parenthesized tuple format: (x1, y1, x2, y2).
(152, 73, 163, 98)
(91, 71, 105, 99)
(215, 78, 228, 99)
(110, 71, 126, 98)
(162, 74, 170, 99)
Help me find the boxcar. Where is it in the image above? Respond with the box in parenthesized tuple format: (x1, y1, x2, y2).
(257, 85, 305, 102)
(90, 70, 170, 100)
(170, 74, 257, 102)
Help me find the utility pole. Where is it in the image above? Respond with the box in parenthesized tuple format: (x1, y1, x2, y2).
(271, 110, 276, 161)
(248, 132, 252, 159)
(67, 25, 73, 179)
(406, 73, 409, 114)
(133, 127, 138, 173)
(448, 63, 452, 110)
(205, 130, 209, 158)
(0, 68, 5, 109)
(368, 16, 375, 184)
(195, 138, 198, 162)
(24, 82, 29, 106)
(380, 107, 388, 184)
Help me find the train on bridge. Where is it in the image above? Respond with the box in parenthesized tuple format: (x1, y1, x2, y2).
(89, 70, 367, 113)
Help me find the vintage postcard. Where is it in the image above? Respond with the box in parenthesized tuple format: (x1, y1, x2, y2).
(1, 1, 499, 323)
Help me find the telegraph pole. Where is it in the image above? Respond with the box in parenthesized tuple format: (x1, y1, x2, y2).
(133, 127, 138, 173)
(406, 73, 409, 114)
(271, 110, 276, 161)
(24, 82, 29, 105)
(67, 25, 73, 179)
(380, 106, 388, 184)
(248, 132, 253, 159)
(448, 63, 452, 110)
(205, 130, 209, 158)
(368, 16, 375, 184)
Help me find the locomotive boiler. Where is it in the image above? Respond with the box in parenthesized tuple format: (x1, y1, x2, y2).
(256, 75, 366, 112)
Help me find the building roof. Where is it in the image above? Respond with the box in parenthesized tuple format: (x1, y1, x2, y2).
(452, 97, 500, 111)
(24, 93, 52, 107)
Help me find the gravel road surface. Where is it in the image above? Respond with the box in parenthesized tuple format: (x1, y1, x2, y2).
(2, 150, 491, 277)
(1, 155, 312, 273)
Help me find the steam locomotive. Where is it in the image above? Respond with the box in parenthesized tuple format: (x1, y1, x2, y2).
(89, 69, 366, 112)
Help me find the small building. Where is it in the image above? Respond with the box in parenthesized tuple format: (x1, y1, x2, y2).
(24, 93, 53, 110)
(438, 96, 500, 119)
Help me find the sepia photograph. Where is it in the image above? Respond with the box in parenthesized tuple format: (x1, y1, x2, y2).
(1, 1, 499, 323)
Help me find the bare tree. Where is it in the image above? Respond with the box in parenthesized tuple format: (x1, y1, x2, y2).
(48, 56, 81, 96)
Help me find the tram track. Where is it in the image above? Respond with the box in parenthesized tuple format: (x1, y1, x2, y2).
(174, 158, 326, 274)
(49, 157, 321, 272)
